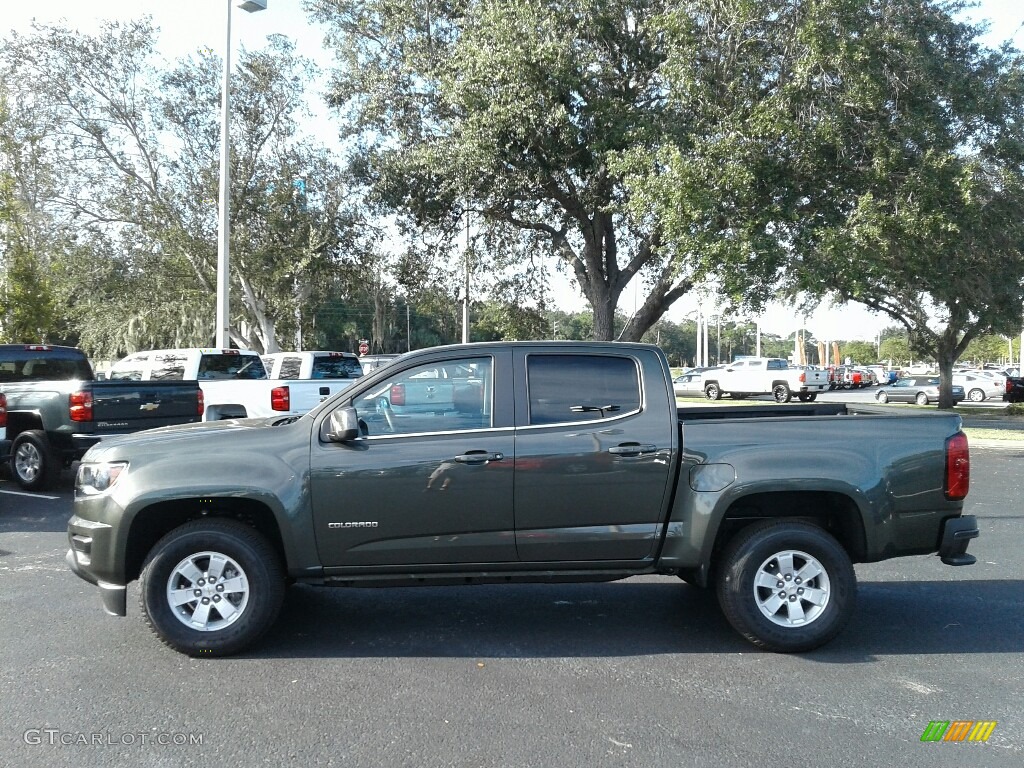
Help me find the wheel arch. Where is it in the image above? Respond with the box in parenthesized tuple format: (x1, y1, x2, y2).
(124, 497, 286, 584)
(5, 410, 45, 441)
(697, 491, 867, 587)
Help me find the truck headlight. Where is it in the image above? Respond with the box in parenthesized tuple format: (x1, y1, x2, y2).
(76, 461, 129, 496)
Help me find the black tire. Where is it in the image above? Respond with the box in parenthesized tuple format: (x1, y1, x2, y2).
(139, 519, 286, 657)
(968, 388, 985, 403)
(916, 392, 929, 406)
(876, 391, 889, 404)
(10, 430, 60, 491)
(805, 393, 817, 402)
(716, 520, 856, 653)
(704, 382, 722, 401)
(772, 384, 791, 403)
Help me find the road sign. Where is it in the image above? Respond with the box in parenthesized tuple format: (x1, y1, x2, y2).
(358, 340, 369, 356)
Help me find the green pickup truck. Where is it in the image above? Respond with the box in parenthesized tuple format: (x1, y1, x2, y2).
(66, 342, 978, 656)
(1, 344, 204, 491)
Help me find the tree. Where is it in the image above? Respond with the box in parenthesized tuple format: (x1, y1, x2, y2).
(840, 341, 877, 365)
(2, 21, 361, 356)
(311, 0, 791, 341)
(775, 0, 1024, 407)
(0, 82, 71, 343)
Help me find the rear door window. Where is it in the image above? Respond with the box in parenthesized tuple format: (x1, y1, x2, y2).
(311, 355, 363, 379)
(109, 352, 150, 381)
(150, 352, 188, 380)
(277, 357, 302, 379)
(526, 354, 641, 425)
(197, 353, 267, 380)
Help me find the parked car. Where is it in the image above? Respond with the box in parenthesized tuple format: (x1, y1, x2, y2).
(875, 377, 965, 406)
(1004, 372, 1024, 402)
(702, 357, 829, 402)
(953, 373, 1004, 403)
(0, 392, 9, 464)
(672, 367, 718, 398)
(68, 341, 977, 657)
(109, 348, 352, 421)
(0, 344, 204, 490)
(866, 365, 897, 385)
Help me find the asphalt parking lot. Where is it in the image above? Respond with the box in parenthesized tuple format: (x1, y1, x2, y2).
(1, 443, 1021, 768)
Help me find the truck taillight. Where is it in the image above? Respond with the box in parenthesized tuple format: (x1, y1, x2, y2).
(197, 389, 205, 416)
(271, 386, 290, 412)
(799, 371, 806, 383)
(389, 383, 406, 406)
(70, 390, 93, 422)
(944, 432, 970, 501)
(0, 393, 6, 427)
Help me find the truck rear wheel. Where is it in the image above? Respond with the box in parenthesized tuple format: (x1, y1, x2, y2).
(139, 519, 285, 657)
(716, 520, 855, 653)
(772, 384, 792, 403)
(10, 430, 60, 491)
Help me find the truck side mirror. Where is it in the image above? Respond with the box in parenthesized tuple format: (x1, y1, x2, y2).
(321, 405, 360, 443)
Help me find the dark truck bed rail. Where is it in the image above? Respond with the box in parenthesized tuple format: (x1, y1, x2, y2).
(678, 403, 847, 421)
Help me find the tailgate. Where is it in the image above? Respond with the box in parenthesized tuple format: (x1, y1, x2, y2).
(90, 381, 201, 430)
(283, 380, 352, 413)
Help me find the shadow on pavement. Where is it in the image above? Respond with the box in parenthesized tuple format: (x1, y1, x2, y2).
(242, 578, 1023, 661)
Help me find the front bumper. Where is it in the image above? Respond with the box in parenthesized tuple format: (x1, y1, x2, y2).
(66, 512, 128, 616)
(938, 515, 979, 566)
(66, 549, 127, 616)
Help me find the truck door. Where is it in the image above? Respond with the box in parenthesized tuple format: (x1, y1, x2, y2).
(512, 349, 675, 563)
(310, 351, 517, 567)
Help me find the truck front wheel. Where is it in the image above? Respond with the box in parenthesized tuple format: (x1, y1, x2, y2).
(10, 430, 60, 491)
(139, 519, 285, 657)
(716, 520, 855, 653)
(704, 382, 722, 400)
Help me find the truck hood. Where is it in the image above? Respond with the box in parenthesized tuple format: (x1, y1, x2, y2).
(80, 415, 305, 462)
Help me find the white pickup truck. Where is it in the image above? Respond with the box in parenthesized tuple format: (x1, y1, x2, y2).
(701, 358, 830, 402)
(108, 348, 352, 421)
(261, 351, 364, 412)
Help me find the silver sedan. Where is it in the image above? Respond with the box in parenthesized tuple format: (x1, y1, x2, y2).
(875, 377, 965, 405)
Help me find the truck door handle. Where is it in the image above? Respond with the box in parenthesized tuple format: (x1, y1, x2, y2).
(453, 451, 504, 465)
(608, 443, 657, 456)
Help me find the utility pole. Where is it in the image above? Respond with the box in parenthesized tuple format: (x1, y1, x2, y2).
(461, 210, 470, 344)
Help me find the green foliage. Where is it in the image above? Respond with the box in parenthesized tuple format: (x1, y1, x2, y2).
(1, 22, 362, 355)
(840, 341, 878, 365)
(772, 0, 1024, 405)
(311, 0, 707, 341)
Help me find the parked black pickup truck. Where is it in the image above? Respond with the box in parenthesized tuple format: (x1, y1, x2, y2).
(1, 344, 204, 491)
(67, 342, 977, 656)
(1003, 373, 1024, 403)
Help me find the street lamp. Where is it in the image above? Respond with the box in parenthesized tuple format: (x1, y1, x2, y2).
(216, 0, 267, 349)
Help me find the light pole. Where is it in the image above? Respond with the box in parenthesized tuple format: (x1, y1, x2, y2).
(216, 0, 267, 349)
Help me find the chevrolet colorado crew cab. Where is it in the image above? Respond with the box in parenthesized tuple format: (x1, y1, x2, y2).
(0, 344, 204, 491)
(66, 342, 978, 657)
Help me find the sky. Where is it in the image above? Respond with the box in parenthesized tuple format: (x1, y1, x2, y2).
(6, 1, 1024, 341)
